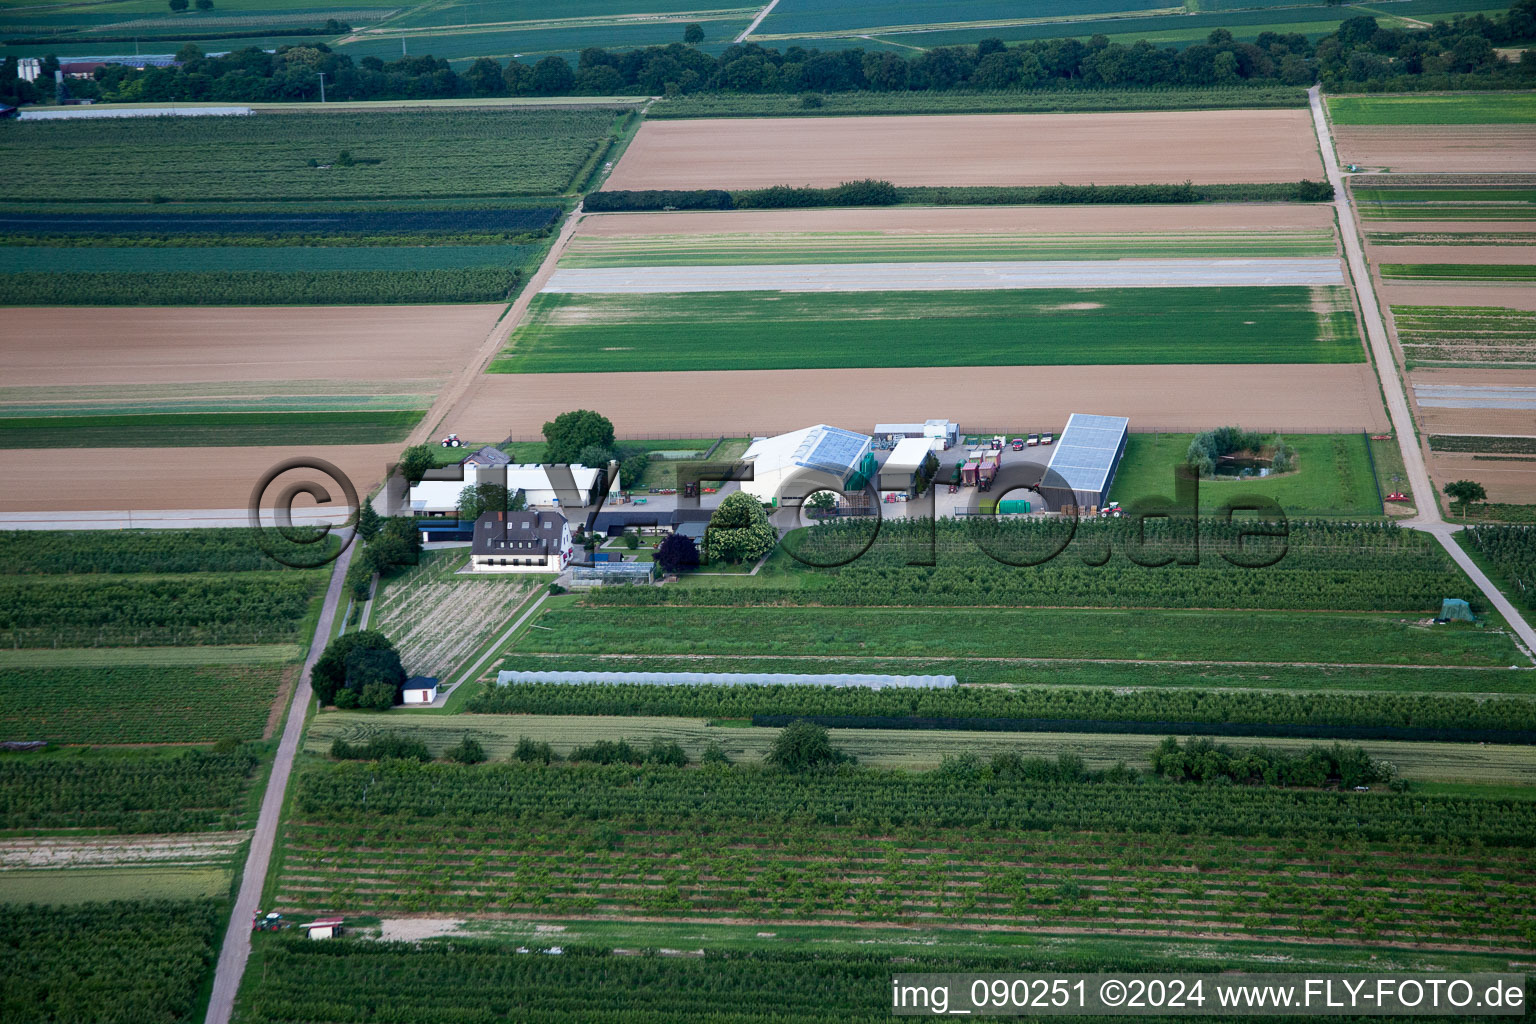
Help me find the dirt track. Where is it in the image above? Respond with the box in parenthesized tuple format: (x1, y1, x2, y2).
(0, 444, 399, 513)
(446, 364, 1389, 438)
(1, 306, 502, 387)
(605, 111, 1324, 190)
(578, 204, 1336, 236)
(1333, 126, 1536, 172)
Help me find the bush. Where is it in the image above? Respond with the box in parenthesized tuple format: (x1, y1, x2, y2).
(329, 733, 431, 762)
(701, 742, 731, 766)
(444, 736, 488, 764)
(765, 720, 852, 772)
(655, 532, 700, 574)
(582, 189, 732, 212)
(513, 737, 557, 763)
(623, 533, 639, 550)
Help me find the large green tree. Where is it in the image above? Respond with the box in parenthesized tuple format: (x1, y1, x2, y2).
(542, 409, 615, 463)
(311, 630, 400, 706)
(1444, 479, 1487, 516)
(705, 491, 777, 564)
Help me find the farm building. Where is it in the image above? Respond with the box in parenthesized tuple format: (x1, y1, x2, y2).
(591, 507, 716, 538)
(402, 677, 439, 704)
(408, 463, 606, 515)
(740, 424, 876, 506)
(470, 510, 573, 573)
(873, 419, 959, 449)
(878, 437, 939, 495)
(417, 519, 474, 544)
(462, 445, 512, 468)
(571, 561, 655, 586)
(1040, 413, 1130, 512)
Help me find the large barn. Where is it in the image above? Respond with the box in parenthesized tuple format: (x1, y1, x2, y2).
(739, 424, 876, 506)
(1039, 413, 1130, 512)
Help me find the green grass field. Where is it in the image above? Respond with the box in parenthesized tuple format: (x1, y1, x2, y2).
(1108, 432, 1382, 515)
(1354, 186, 1536, 221)
(0, 866, 233, 905)
(304, 711, 1536, 782)
(559, 230, 1338, 268)
(491, 288, 1363, 373)
(1329, 93, 1536, 125)
(0, 243, 540, 274)
(509, 604, 1526, 667)
(0, 408, 424, 447)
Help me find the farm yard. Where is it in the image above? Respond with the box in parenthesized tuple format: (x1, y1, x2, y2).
(603, 111, 1325, 189)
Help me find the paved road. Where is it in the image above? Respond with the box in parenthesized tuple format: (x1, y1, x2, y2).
(736, 0, 780, 42)
(203, 541, 355, 1024)
(1308, 85, 1536, 656)
(542, 257, 1347, 293)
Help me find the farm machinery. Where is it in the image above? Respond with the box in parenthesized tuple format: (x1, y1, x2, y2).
(440, 433, 463, 448)
(252, 911, 289, 932)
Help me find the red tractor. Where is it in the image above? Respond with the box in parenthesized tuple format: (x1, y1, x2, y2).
(440, 433, 463, 448)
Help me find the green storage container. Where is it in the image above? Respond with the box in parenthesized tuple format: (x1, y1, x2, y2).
(998, 499, 1032, 515)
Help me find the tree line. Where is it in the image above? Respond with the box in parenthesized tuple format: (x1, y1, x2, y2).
(4, 0, 1531, 107)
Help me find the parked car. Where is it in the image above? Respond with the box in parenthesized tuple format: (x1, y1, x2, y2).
(1042, 432, 1054, 445)
(1011, 438, 1025, 451)
(1027, 433, 1040, 447)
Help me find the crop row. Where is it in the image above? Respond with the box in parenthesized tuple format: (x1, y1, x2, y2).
(242, 940, 1346, 1024)
(291, 761, 1536, 846)
(2, 900, 222, 1024)
(1, 109, 620, 201)
(274, 822, 1536, 949)
(1380, 264, 1536, 282)
(0, 266, 522, 306)
(1, 528, 334, 574)
(511, 606, 1523, 668)
(0, 409, 425, 448)
(0, 207, 559, 239)
(468, 682, 1536, 741)
(0, 664, 286, 744)
(0, 573, 323, 647)
(1430, 435, 1536, 455)
(1464, 526, 1536, 611)
(0, 749, 259, 832)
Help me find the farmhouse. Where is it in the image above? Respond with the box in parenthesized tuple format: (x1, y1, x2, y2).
(1039, 413, 1130, 512)
(739, 424, 876, 506)
(408, 462, 607, 515)
(471, 509, 573, 573)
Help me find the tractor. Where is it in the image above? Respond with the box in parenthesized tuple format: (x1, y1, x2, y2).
(440, 433, 463, 448)
(252, 911, 285, 931)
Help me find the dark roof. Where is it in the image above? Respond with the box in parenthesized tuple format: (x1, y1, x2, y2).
(463, 445, 512, 467)
(593, 509, 667, 532)
(406, 676, 439, 688)
(472, 509, 566, 556)
(676, 521, 708, 540)
(670, 508, 714, 525)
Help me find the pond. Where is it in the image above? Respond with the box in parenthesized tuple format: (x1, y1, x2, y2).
(1211, 456, 1273, 479)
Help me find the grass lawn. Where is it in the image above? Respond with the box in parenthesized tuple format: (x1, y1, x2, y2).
(1108, 432, 1382, 515)
(510, 605, 1526, 667)
(0, 866, 233, 905)
(1328, 93, 1536, 125)
(0, 409, 424, 448)
(491, 288, 1362, 373)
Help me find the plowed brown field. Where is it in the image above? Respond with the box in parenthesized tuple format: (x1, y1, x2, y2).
(605, 111, 1323, 190)
(1, 305, 503, 387)
(1372, 246, 1536, 265)
(1382, 284, 1536, 312)
(445, 364, 1388, 439)
(0, 444, 399, 513)
(1333, 126, 1536, 172)
(1409, 368, 1536, 438)
(1429, 452, 1536, 503)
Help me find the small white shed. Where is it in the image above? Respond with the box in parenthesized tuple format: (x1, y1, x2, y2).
(402, 677, 439, 705)
(302, 917, 343, 940)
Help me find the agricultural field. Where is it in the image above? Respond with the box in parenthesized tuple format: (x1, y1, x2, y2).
(367, 548, 539, 682)
(0, 900, 224, 1024)
(493, 287, 1362, 373)
(1353, 184, 1536, 221)
(0, 109, 623, 202)
(1327, 93, 1536, 126)
(1332, 127, 1536, 174)
(1391, 304, 1536, 368)
(604, 110, 1324, 189)
(270, 759, 1536, 951)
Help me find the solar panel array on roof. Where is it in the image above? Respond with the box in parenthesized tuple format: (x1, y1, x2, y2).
(1045, 413, 1130, 492)
(794, 426, 869, 477)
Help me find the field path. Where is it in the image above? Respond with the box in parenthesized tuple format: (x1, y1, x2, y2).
(409, 203, 587, 445)
(736, 0, 779, 41)
(1310, 85, 1536, 655)
(203, 541, 354, 1024)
